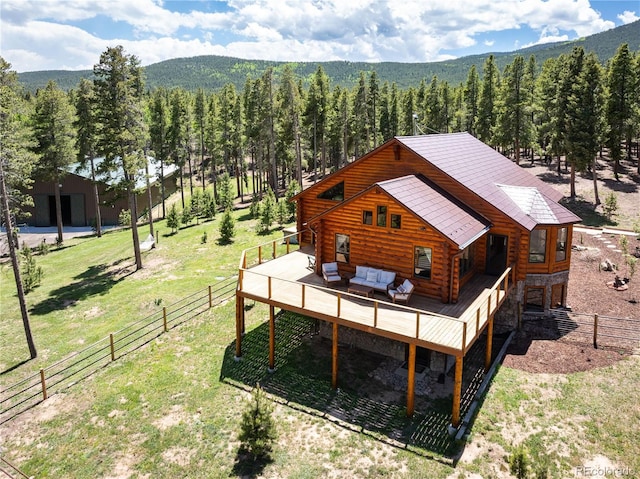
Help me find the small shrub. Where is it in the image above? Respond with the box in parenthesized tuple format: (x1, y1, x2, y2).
(602, 192, 618, 220)
(285, 180, 300, 217)
(118, 209, 131, 227)
(20, 245, 43, 293)
(166, 204, 180, 233)
(203, 189, 217, 219)
(181, 204, 193, 225)
(37, 240, 49, 256)
(509, 444, 530, 479)
(257, 188, 276, 233)
(250, 193, 261, 219)
(276, 200, 288, 226)
(238, 384, 276, 459)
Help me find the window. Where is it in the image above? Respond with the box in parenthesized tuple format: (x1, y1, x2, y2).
(362, 210, 373, 225)
(555, 227, 567, 262)
(459, 244, 475, 278)
(376, 205, 387, 227)
(391, 214, 401, 229)
(318, 181, 344, 201)
(414, 246, 432, 279)
(336, 233, 350, 263)
(529, 229, 547, 263)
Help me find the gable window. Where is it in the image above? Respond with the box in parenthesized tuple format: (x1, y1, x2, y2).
(363, 210, 373, 225)
(336, 233, 350, 263)
(414, 246, 432, 280)
(391, 214, 401, 229)
(555, 227, 567, 262)
(529, 229, 547, 263)
(459, 244, 475, 278)
(318, 181, 344, 201)
(376, 206, 387, 227)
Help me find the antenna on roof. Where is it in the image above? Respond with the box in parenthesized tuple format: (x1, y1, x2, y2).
(412, 113, 441, 135)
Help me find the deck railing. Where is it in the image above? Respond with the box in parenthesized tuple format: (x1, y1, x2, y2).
(237, 238, 514, 354)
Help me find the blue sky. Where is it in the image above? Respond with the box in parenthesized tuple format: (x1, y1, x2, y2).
(1, 0, 638, 72)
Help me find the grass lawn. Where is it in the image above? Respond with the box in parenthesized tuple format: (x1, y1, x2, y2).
(1, 200, 639, 478)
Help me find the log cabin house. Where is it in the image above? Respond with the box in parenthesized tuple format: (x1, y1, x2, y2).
(235, 132, 580, 429)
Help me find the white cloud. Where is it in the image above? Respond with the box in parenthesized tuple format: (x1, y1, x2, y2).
(618, 10, 639, 24)
(0, 0, 627, 71)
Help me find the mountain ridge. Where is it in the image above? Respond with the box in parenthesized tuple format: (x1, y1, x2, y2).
(16, 19, 639, 92)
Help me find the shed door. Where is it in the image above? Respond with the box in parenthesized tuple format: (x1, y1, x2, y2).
(485, 234, 508, 276)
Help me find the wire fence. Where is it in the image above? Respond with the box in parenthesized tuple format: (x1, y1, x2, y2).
(0, 277, 237, 425)
(0, 455, 31, 479)
(548, 309, 640, 352)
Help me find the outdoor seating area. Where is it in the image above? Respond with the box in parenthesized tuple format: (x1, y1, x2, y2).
(322, 262, 342, 286)
(388, 279, 415, 304)
(349, 265, 396, 293)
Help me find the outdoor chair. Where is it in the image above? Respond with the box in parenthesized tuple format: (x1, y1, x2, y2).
(322, 262, 342, 286)
(307, 255, 316, 270)
(388, 279, 415, 304)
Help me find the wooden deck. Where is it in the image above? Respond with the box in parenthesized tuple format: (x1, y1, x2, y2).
(237, 245, 513, 357)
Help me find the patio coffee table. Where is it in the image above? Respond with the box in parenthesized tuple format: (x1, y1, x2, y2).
(347, 283, 374, 298)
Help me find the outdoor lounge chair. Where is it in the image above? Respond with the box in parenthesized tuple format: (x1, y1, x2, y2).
(388, 279, 415, 304)
(322, 262, 342, 286)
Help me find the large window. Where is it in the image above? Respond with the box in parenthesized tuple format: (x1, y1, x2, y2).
(555, 227, 567, 262)
(362, 210, 373, 225)
(318, 181, 344, 201)
(459, 244, 475, 278)
(414, 246, 432, 279)
(376, 206, 387, 227)
(529, 229, 547, 263)
(336, 233, 350, 263)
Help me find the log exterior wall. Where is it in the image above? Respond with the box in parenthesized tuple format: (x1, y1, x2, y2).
(296, 140, 575, 309)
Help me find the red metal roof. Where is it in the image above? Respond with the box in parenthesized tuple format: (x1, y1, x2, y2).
(377, 175, 491, 249)
(396, 133, 581, 230)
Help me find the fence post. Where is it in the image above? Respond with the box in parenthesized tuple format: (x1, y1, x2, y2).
(593, 313, 598, 349)
(110, 333, 115, 361)
(40, 369, 47, 400)
(272, 240, 276, 259)
(163, 307, 168, 333)
(208, 285, 213, 308)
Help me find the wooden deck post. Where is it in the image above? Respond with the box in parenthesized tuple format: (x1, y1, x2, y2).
(268, 306, 276, 372)
(331, 322, 339, 389)
(485, 315, 494, 372)
(452, 355, 463, 428)
(407, 343, 416, 417)
(235, 294, 244, 359)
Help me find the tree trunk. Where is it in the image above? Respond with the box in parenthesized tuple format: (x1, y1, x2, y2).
(188, 149, 194, 197)
(160, 160, 166, 219)
(0, 163, 37, 359)
(145, 159, 154, 239)
(570, 162, 576, 198)
(54, 179, 64, 244)
(125, 177, 143, 270)
(179, 164, 185, 208)
(90, 157, 102, 237)
(592, 156, 600, 206)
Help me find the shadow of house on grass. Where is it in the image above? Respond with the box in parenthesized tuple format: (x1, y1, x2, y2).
(220, 310, 507, 462)
(30, 260, 132, 315)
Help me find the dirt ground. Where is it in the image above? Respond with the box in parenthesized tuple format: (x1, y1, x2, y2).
(502, 153, 640, 374)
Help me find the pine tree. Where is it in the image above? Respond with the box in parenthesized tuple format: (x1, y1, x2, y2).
(566, 50, 604, 200)
(166, 203, 180, 233)
(605, 43, 636, 179)
(477, 55, 500, 145)
(32, 80, 77, 244)
(93, 45, 147, 270)
(20, 245, 43, 293)
(238, 384, 277, 459)
(149, 88, 171, 218)
(367, 71, 380, 147)
(0, 57, 38, 359)
(463, 65, 480, 135)
(75, 78, 103, 236)
(219, 208, 235, 244)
